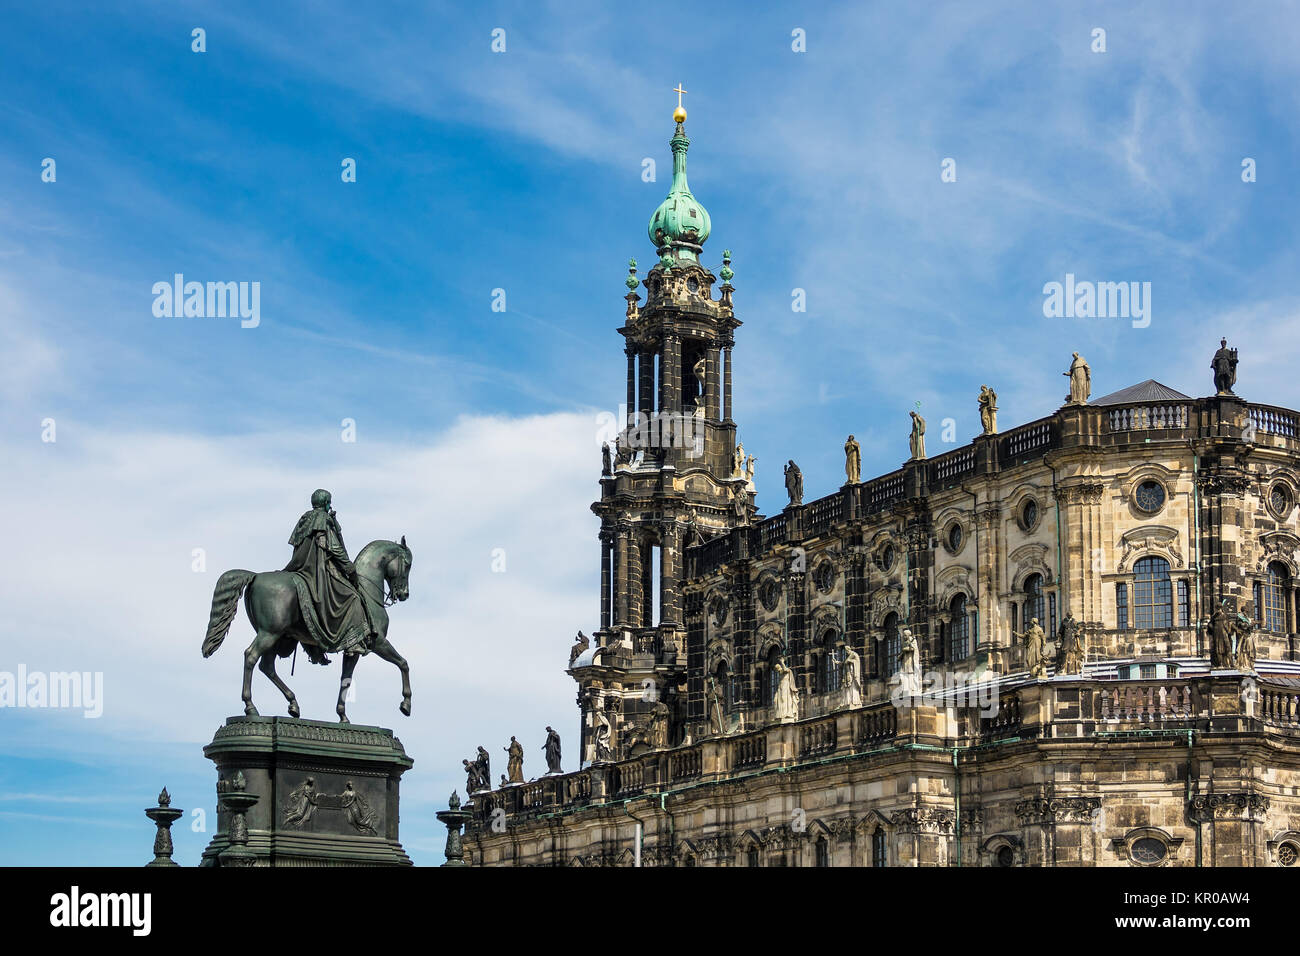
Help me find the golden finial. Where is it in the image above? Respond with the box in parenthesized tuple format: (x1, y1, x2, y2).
(673, 83, 687, 124)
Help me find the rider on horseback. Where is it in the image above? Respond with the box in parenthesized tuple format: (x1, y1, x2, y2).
(284, 489, 377, 665)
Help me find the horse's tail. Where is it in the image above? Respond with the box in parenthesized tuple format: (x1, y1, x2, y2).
(202, 570, 256, 658)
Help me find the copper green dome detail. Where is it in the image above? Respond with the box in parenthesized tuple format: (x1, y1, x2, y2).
(625, 258, 639, 291)
(719, 249, 734, 283)
(647, 122, 711, 267)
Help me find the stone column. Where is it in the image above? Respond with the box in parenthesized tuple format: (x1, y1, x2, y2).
(639, 349, 655, 418)
(706, 346, 721, 420)
(1188, 793, 1270, 867)
(660, 522, 681, 627)
(723, 346, 733, 422)
(641, 538, 655, 627)
(600, 531, 612, 629)
(627, 532, 644, 629)
(625, 349, 636, 424)
(615, 526, 631, 625)
(1015, 792, 1101, 866)
(890, 807, 955, 866)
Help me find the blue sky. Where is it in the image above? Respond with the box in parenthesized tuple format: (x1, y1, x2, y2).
(3, 0, 1300, 864)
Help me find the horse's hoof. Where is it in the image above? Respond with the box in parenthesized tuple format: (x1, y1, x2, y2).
(400, 700, 411, 717)
(288, 700, 300, 718)
(244, 704, 259, 717)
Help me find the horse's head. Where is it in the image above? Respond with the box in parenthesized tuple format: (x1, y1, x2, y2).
(358, 536, 412, 604)
(386, 535, 412, 603)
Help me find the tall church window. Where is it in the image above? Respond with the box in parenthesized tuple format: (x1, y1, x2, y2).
(949, 594, 970, 660)
(815, 837, 830, 867)
(882, 613, 901, 677)
(1262, 562, 1290, 633)
(1133, 557, 1172, 629)
(872, 829, 887, 867)
(1178, 580, 1190, 627)
(1023, 574, 1045, 628)
(1049, 592, 1058, 638)
(819, 630, 842, 693)
(1116, 583, 1129, 630)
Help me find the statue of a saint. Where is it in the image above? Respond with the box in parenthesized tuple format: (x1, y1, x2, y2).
(504, 736, 524, 783)
(1233, 612, 1257, 673)
(842, 645, 863, 709)
(593, 709, 613, 762)
(845, 435, 861, 484)
(731, 485, 750, 526)
(1064, 352, 1091, 405)
(744, 455, 756, 492)
(784, 460, 803, 507)
(568, 630, 590, 666)
(909, 411, 926, 460)
(734, 442, 745, 479)
(1055, 612, 1085, 676)
(602, 442, 612, 476)
(462, 759, 482, 795)
(895, 628, 922, 697)
(1016, 618, 1048, 679)
(474, 745, 491, 791)
(283, 489, 375, 661)
(1212, 337, 1238, 395)
(543, 726, 562, 774)
(706, 676, 726, 736)
(978, 386, 998, 435)
(772, 658, 800, 723)
(649, 700, 669, 749)
(693, 355, 707, 411)
(1209, 601, 1234, 668)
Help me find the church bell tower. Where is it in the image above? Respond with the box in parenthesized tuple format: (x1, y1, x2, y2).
(575, 90, 750, 764)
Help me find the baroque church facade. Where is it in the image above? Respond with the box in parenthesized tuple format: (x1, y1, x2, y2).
(463, 106, 1300, 867)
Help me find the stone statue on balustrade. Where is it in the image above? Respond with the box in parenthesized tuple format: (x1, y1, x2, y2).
(842, 645, 863, 709)
(1015, 618, 1048, 679)
(845, 435, 861, 484)
(1212, 338, 1238, 395)
(784, 460, 803, 507)
(772, 658, 800, 723)
(895, 628, 923, 698)
(1065, 352, 1091, 405)
(978, 386, 998, 435)
(504, 735, 524, 783)
(909, 411, 926, 460)
(1055, 612, 1085, 676)
(543, 726, 562, 774)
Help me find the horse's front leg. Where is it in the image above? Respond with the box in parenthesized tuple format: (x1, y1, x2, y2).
(258, 646, 300, 718)
(370, 635, 412, 716)
(337, 652, 360, 723)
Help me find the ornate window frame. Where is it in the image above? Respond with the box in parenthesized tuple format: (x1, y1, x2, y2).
(1110, 826, 1183, 867)
(980, 834, 1025, 867)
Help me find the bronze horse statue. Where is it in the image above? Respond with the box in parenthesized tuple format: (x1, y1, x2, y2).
(202, 538, 413, 722)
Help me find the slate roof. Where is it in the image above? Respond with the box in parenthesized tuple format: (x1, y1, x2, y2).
(1091, 379, 1193, 406)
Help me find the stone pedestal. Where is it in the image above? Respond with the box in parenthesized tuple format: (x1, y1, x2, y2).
(200, 716, 414, 867)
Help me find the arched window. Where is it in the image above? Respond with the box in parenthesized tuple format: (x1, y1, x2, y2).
(763, 645, 781, 705)
(882, 612, 901, 677)
(1023, 574, 1044, 629)
(871, 829, 888, 867)
(1133, 557, 1172, 629)
(815, 836, 830, 867)
(949, 594, 970, 660)
(1262, 562, 1290, 633)
(819, 629, 841, 693)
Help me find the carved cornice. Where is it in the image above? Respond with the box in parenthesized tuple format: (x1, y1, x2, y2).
(1015, 796, 1101, 826)
(890, 807, 955, 833)
(1196, 472, 1252, 498)
(1054, 482, 1106, 505)
(1187, 792, 1270, 823)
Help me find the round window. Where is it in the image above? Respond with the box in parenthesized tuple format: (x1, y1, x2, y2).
(995, 845, 1015, 867)
(759, 579, 781, 612)
(1280, 842, 1299, 867)
(1021, 499, 1039, 530)
(1270, 484, 1291, 518)
(877, 545, 895, 572)
(814, 562, 835, 593)
(1130, 837, 1167, 865)
(947, 523, 963, 553)
(1134, 480, 1166, 514)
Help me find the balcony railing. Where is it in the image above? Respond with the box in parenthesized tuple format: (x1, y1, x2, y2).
(1249, 404, 1299, 438)
(1107, 404, 1189, 432)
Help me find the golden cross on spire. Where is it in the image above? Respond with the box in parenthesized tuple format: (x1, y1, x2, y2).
(674, 83, 688, 107)
(672, 83, 688, 123)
